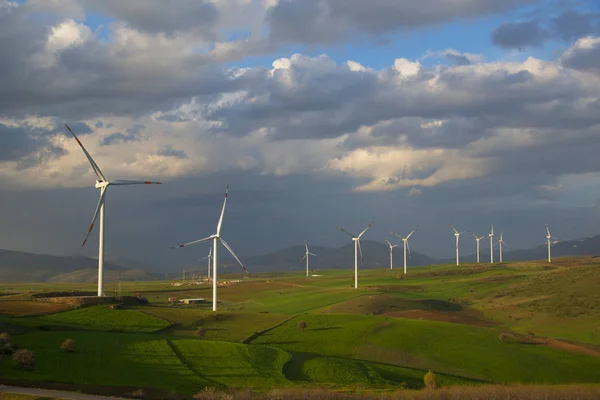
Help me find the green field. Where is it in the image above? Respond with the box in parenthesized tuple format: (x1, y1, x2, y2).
(0, 257, 599, 397)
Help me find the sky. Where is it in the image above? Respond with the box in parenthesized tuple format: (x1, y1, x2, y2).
(2, 0, 600, 272)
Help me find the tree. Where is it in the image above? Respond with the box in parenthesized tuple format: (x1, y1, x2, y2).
(61, 338, 75, 352)
(13, 349, 35, 370)
(297, 320, 308, 331)
(424, 370, 437, 390)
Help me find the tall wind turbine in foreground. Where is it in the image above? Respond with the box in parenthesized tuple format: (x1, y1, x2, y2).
(201, 247, 213, 280)
(65, 124, 161, 296)
(385, 239, 399, 270)
(497, 233, 507, 262)
(300, 241, 317, 276)
(450, 225, 465, 266)
(471, 233, 486, 263)
(336, 223, 373, 289)
(489, 224, 495, 263)
(391, 228, 416, 274)
(171, 186, 247, 311)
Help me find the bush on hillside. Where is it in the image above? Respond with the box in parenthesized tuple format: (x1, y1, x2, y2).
(424, 370, 437, 390)
(13, 349, 35, 370)
(297, 320, 308, 331)
(195, 327, 206, 337)
(0, 332, 10, 345)
(61, 338, 75, 352)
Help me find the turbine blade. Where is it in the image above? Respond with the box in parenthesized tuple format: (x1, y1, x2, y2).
(406, 228, 416, 239)
(309, 252, 317, 256)
(357, 222, 373, 238)
(391, 231, 406, 240)
(81, 189, 107, 247)
(385, 238, 392, 247)
(546, 225, 551, 236)
(110, 180, 162, 185)
(216, 185, 229, 236)
(357, 239, 364, 264)
(471, 233, 478, 239)
(336, 226, 356, 238)
(300, 255, 307, 262)
(220, 237, 248, 273)
(407, 241, 412, 258)
(65, 123, 106, 182)
(171, 235, 214, 250)
(450, 224, 459, 234)
(304, 240, 309, 253)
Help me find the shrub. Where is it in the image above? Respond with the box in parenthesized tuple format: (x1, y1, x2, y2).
(424, 370, 437, 390)
(61, 338, 75, 352)
(0, 332, 10, 345)
(130, 388, 144, 398)
(13, 349, 35, 370)
(297, 320, 308, 331)
(195, 327, 206, 337)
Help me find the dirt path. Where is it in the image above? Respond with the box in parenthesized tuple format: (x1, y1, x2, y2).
(0, 385, 127, 400)
(540, 338, 600, 358)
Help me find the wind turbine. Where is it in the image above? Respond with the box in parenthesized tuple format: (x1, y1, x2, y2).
(471, 233, 486, 263)
(300, 241, 317, 276)
(65, 124, 162, 297)
(336, 223, 373, 289)
(497, 232, 507, 262)
(546, 225, 559, 262)
(385, 239, 399, 270)
(171, 186, 248, 311)
(450, 225, 465, 266)
(200, 247, 212, 280)
(391, 228, 416, 274)
(489, 224, 495, 263)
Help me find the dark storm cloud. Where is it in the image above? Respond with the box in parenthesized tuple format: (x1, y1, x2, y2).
(491, 20, 549, 49)
(99, 125, 144, 146)
(266, 0, 539, 44)
(0, 123, 64, 163)
(491, 9, 600, 50)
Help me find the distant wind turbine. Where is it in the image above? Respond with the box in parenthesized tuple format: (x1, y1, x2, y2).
(385, 239, 399, 270)
(300, 241, 317, 276)
(546, 225, 559, 262)
(489, 224, 495, 264)
(171, 186, 248, 311)
(471, 233, 486, 263)
(336, 223, 373, 289)
(451, 225, 465, 266)
(201, 247, 212, 280)
(391, 228, 417, 274)
(65, 124, 161, 297)
(497, 232, 507, 262)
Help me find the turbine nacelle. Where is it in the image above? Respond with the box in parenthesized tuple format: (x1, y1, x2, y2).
(95, 181, 109, 189)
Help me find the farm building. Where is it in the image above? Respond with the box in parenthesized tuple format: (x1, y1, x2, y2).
(180, 298, 206, 305)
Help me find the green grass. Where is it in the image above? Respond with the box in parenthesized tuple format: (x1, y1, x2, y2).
(34, 305, 171, 333)
(170, 339, 291, 388)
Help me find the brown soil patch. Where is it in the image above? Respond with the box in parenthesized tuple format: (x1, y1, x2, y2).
(384, 309, 497, 327)
(0, 301, 75, 316)
(539, 338, 600, 358)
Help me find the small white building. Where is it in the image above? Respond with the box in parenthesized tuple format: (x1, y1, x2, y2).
(180, 298, 206, 305)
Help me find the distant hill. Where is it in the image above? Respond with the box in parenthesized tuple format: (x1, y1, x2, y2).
(214, 240, 436, 274)
(0, 249, 155, 282)
(439, 234, 600, 264)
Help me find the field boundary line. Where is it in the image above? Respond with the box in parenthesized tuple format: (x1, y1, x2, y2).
(243, 314, 300, 344)
(164, 338, 222, 387)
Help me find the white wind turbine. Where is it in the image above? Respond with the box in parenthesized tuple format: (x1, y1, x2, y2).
(300, 241, 317, 277)
(546, 225, 559, 262)
(450, 225, 465, 266)
(200, 247, 213, 280)
(471, 233, 486, 263)
(336, 223, 373, 289)
(489, 224, 495, 263)
(391, 228, 416, 274)
(65, 124, 162, 297)
(171, 186, 247, 311)
(385, 239, 399, 270)
(497, 232, 507, 262)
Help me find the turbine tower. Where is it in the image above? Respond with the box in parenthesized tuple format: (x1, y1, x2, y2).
(65, 124, 161, 296)
(489, 224, 495, 264)
(336, 223, 373, 289)
(385, 239, 399, 270)
(450, 225, 465, 266)
(546, 225, 559, 262)
(471, 233, 486, 263)
(201, 247, 212, 280)
(391, 228, 416, 274)
(300, 241, 317, 276)
(497, 232, 507, 262)
(171, 186, 248, 311)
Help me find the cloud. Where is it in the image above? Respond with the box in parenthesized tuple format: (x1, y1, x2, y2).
(491, 20, 549, 49)
(156, 145, 188, 159)
(266, 0, 538, 45)
(99, 124, 144, 146)
(561, 36, 600, 75)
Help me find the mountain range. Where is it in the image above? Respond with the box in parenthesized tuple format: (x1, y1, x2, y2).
(2, 234, 600, 282)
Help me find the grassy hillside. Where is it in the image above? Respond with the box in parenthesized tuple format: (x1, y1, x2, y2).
(0, 256, 599, 396)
